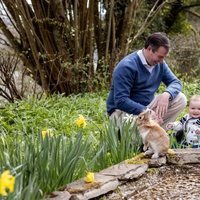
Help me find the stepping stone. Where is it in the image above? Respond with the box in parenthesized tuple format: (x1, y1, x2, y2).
(149, 156, 167, 167)
(167, 148, 200, 165)
(99, 162, 148, 181)
(47, 191, 71, 200)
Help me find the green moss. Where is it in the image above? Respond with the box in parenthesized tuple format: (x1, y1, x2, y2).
(125, 153, 150, 164)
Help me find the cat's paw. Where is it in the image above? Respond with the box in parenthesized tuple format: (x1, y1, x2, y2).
(151, 153, 159, 159)
(143, 145, 148, 151)
(144, 149, 153, 156)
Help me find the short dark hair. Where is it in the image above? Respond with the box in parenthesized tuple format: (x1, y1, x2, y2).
(144, 32, 170, 52)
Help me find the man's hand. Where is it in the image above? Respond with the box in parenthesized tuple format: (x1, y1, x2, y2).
(155, 92, 171, 118)
(150, 109, 163, 125)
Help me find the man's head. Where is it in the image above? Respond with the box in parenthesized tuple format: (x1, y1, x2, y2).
(143, 32, 170, 66)
(188, 95, 200, 118)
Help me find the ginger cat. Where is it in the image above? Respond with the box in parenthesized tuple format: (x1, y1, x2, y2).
(136, 109, 169, 159)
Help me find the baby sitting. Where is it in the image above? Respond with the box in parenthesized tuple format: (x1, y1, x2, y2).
(166, 95, 200, 148)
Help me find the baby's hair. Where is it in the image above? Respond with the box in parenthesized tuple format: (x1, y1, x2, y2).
(190, 95, 200, 103)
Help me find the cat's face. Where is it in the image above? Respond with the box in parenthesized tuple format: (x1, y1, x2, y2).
(136, 110, 152, 126)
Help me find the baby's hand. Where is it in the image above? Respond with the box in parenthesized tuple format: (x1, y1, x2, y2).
(195, 129, 200, 134)
(166, 123, 173, 130)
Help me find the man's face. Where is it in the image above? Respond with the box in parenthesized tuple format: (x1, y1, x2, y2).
(146, 46, 169, 66)
(189, 100, 200, 118)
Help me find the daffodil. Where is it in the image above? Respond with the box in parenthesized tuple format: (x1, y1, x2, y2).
(41, 129, 53, 138)
(75, 115, 87, 128)
(84, 172, 94, 183)
(0, 170, 15, 196)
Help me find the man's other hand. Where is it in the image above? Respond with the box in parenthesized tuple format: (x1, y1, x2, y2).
(155, 92, 170, 118)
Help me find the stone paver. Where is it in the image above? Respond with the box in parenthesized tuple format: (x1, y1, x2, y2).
(149, 156, 167, 167)
(167, 148, 200, 165)
(99, 162, 148, 180)
(47, 191, 71, 200)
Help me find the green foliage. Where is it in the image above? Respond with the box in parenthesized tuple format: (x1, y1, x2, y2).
(0, 92, 108, 137)
(169, 13, 192, 35)
(157, 78, 199, 105)
(147, 0, 192, 35)
(182, 80, 199, 101)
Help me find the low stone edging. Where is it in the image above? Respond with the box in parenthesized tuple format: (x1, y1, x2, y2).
(48, 148, 200, 200)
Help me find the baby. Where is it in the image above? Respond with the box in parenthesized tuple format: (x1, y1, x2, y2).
(166, 95, 200, 148)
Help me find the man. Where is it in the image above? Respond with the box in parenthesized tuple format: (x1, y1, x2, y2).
(106, 32, 187, 130)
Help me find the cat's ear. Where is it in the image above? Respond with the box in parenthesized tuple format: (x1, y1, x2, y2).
(147, 109, 152, 117)
(143, 108, 151, 116)
(143, 110, 151, 120)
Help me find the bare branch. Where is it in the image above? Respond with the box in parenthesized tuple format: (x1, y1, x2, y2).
(133, 0, 167, 41)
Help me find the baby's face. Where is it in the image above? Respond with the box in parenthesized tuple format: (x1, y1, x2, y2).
(189, 100, 200, 118)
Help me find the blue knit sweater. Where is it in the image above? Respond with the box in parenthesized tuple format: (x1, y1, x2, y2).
(106, 51, 182, 115)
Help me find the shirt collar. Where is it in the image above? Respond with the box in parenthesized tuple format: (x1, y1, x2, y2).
(137, 49, 148, 65)
(137, 49, 155, 71)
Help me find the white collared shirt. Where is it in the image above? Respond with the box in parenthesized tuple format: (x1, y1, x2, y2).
(137, 49, 155, 73)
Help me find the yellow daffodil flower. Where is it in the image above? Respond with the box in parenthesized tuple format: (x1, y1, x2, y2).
(75, 115, 87, 128)
(0, 170, 15, 196)
(41, 129, 53, 138)
(84, 172, 94, 183)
